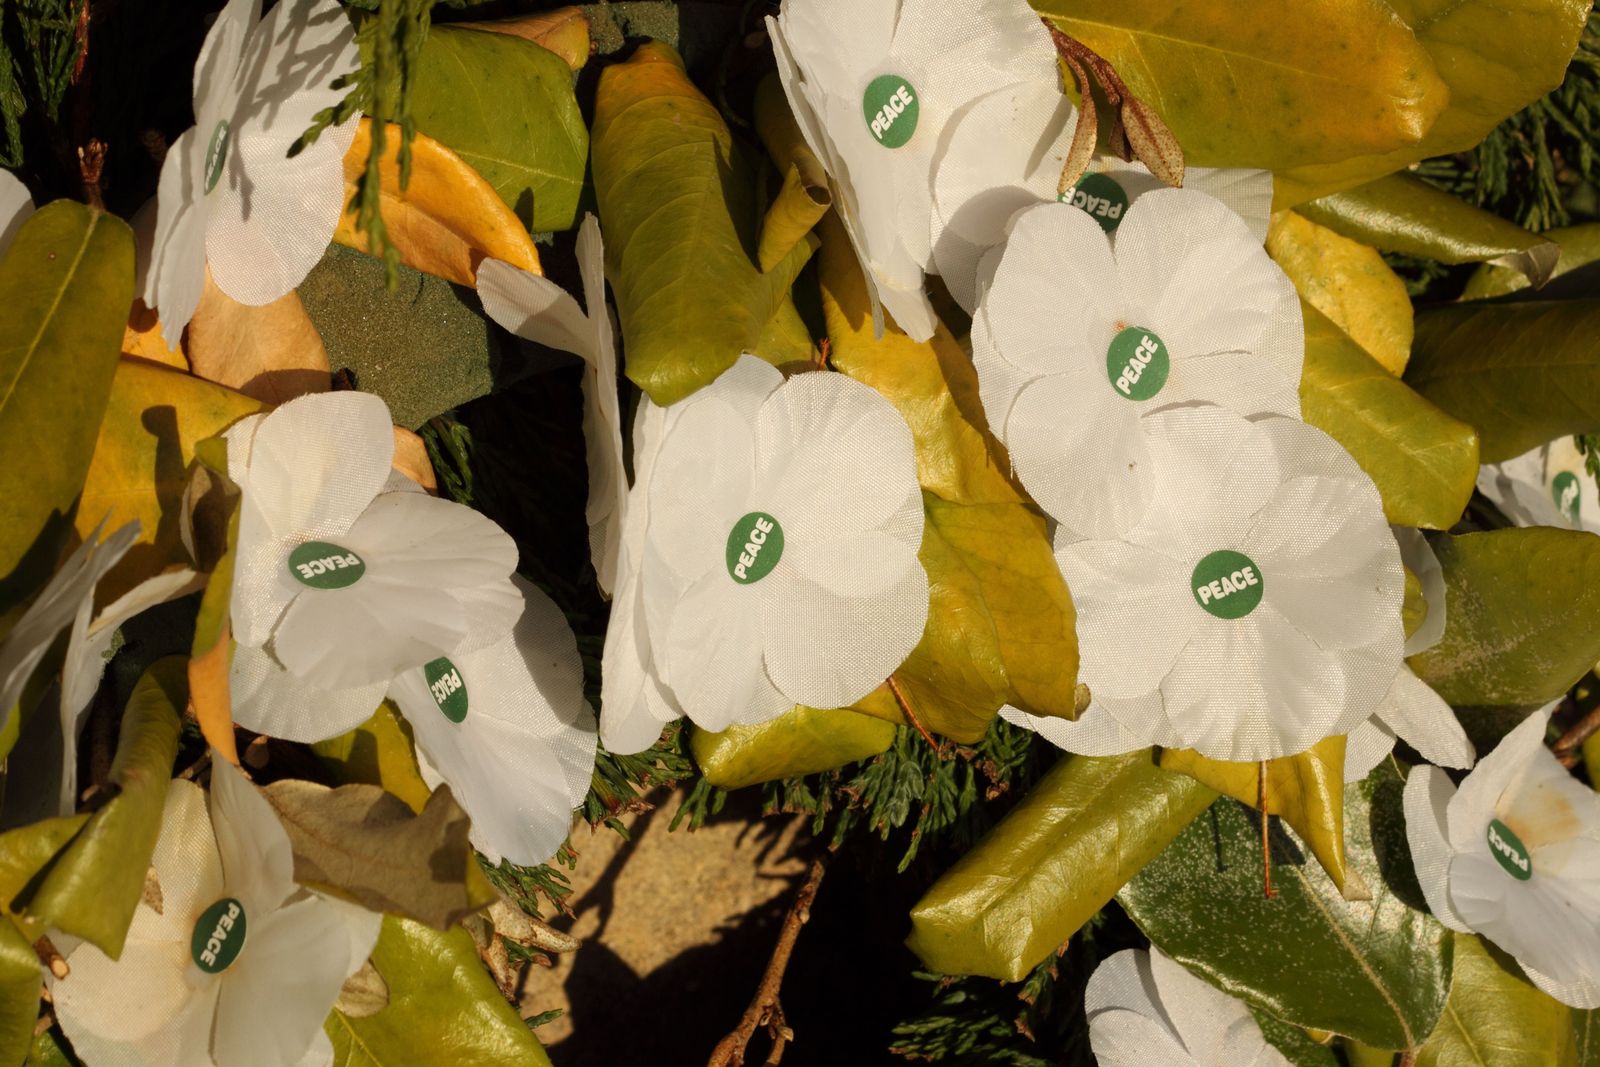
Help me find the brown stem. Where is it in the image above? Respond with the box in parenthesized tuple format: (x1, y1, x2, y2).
(707, 858, 827, 1067)
(34, 936, 68, 980)
(1554, 704, 1600, 768)
(1259, 761, 1276, 900)
(886, 675, 939, 750)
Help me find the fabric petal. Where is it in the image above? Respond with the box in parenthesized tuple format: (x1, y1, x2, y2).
(1395, 526, 1447, 656)
(144, 126, 209, 346)
(1403, 765, 1473, 933)
(1524, 963, 1600, 1010)
(475, 258, 590, 355)
(53, 939, 219, 1067)
(230, 642, 387, 743)
(1004, 701, 1161, 756)
(658, 571, 788, 731)
(1373, 667, 1474, 770)
(0, 168, 33, 254)
(1343, 717, 1395, 784)
(969, 306, 1036, 443)
(1055, 537, 1194, 700)
(209, 756, 298, 915)
(1446, 707, 1554, 855)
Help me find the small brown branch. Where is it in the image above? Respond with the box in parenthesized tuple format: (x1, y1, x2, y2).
(34, 936, 68, 980)
(886, 675, 939, 751)
(1554, 704, 1600, 768)
(707, 858, 827, 1067)
(1258, 761, 1276, 900)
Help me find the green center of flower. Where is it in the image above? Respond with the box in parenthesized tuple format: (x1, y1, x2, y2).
(1191, 550, 1264, 619)
(424, 657, 468, 723)
(1553, 471, 1581, 524)
(1105, 326, 1169, 401)
(1060, 173, 1129, 234)
(204, 119, 231, 194)
(288, 541, 366, 589)
(1487, 818, 1533, 881)
(190, 897, 247, 973)
(726, 512, 783, 584)
(862, 74, 919, 149)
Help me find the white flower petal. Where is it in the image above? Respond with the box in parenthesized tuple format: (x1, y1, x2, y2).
(1477, 443, 1567, 529)
(1402, 764, 1473, 932)
(209, 756, 297, 916)
(598, 485, 681, 755)
(1056, 537, 1194, 700)
(1175, 346, 1300, 418)
(1004, 699, 1166, 756)
(1523, 963, 1600, 1010)
(1446, 707, 1553, 856)
(230, 641, 387, 743)
(1394, 526, 1447, 656)
(647, 386, 763, 589)
(969, 306, 1035, 440)
(192, 0, 259, 117)
(475, 259, 589, 356)
(0, 168, 33, 254)
(1344, 717, 1396, 783)
(1373, 667, 1474, 771)
(143, 126, 209, 346)
(1086, 157, 1275, 244)
(658, 571, 789, 732)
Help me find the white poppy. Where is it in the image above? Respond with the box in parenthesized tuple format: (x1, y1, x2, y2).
(628, 354, 928, 732)
(972, 192, 1302, 540)
(52, 757, 381, 1067)
(1050, 405, 1404, 762)
(141, 0, 359, 347)
(1084, 948, 1289, 1067)
(477, 214, 626, 595)
(225, 391, 520, 726)
(0, 167, 33, 253)
(767, 0, 1056, 340)
(930, 87, 1274, 312)
(1477, 437, 1598, 532)
(387, 576, 597, 866)
(1405, 707, 1600, 1008)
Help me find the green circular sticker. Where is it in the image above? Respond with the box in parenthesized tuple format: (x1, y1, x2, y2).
(424, 657, 468, 723)
(288, 541, 366, 590)
(726, 512, 783, 584)
(1106, 326, 1169, 401)
(862, 74, 919, 149)
(1060, 172, 1130, 233)
(1553, 470, 1581, 524)
(1191, 550, 1264, 619)
(1487, 818, 1533, 881)
(204, 119, 231, 194)
(191, 897, 247, 973)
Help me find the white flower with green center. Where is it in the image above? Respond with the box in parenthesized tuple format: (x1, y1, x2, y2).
(477, 214, 626, 594)
(1033, 405, 1403, 762)
(1477, 436, 1598, 532)
(141, 0, 359, 347)
(225, 391, 521, 739)
(52, 757, 381, 1066)
(767, 0, 1056, 340)
(622, 354, 928, 733)
(972, 191, 1302, 540)
(387, 576, 597, 866)
(1405, 707, 1600, 1008)
(1085, 948, 1289, 1067)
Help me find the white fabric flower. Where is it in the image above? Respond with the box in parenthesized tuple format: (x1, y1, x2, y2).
(972, 192, 1302, 540)
(768, 0, 1056, 340)
(1405, 707, 1600, 1008)
(622, 354, 928, 733)
(930, 85, 1273, 312)
(1478, 437, 1598, 532)
(141, 0, 359, 346)
(226, 391, 520, 738)
(1045, 405, 1404, 762)
(0, 167, 33, 254)
(477, 214, 625, 595)
(1085, 948, 1289, 1067)
(52, 757, 381, 1067)
(387, 576, 597, 866)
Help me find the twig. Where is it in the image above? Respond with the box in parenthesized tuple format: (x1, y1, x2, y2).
(707, 858, 827, 1067)
(1554, 704, 1600, 768)
(1258, 761, 1276, 900)
(886, 675, 940, 751)
(34, 936, 68, 980)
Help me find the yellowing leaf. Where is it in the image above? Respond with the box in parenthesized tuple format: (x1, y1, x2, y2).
(0, 918, 37, 1066)
(185, 272, 330, 404)
(592, 42, 815, 404)
(313, 703, 432, 815)
(1266, 211, 1413, 375)
(336, 119, 542, 287)
(391, 428, 437, 493)
(457, 7, 591, 71)
(1465, 222, 1600, 299)
(692, 706, 897, 789)
(754, 74, 831, 272)
(121, 298, 186, 370)
(1403, 565, 1428, 642)
(1416, 933, 1577, 1067)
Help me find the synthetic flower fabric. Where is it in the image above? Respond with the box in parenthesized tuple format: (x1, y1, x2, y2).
(768, 0, 1056, 340)
(1405, 707, 1600, 1008)
(0, 167, 32, 253)
(52, 758, 381, 1066)
(141, 0, 359, 346)
(1477, 436, 1598, 532)
(972, 192, 1302, 540)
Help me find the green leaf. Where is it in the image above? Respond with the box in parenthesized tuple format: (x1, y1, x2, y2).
(0, 201, 134, 615)
(1416, 933, 1576, 1067)
(327, 917, 553, 1067)
(24, 1030, 78, 1066)
(1577, 1006, 1600, 1065)
(13, 657, 183, 956)
(1254, 1012, 1342, 1067)
(691, 706, 897, 789)
(591, 42, 815, 405)
(1404, 565, 1429, 641)
(1466, 223, 1600, 299)
(906, 751, 1217, 981)
(0, 814, 86, 916)
(1300, 303, 1478, 530)
(1275, 0, 1590, 203)
(1407, 298, 1600, 462)
(1030, 0, 1449, 174)
(1409, 528, 1600, 706)
(1298, 174, 1558, 287)
(0, 916, 39, 1067)
(1118, 764, 1453, 1050)
(403, 27, 586, 232)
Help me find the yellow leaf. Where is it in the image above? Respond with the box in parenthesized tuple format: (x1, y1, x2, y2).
(1266, 211, 1413, 376)
(691, 706, 898, 789)
(456, 7, 591, 71)
(186, 270, 331, 405)
(753, 74, 831, 272)
(391, 427, 437, 493)
(313, 703, 432, 814)
(335, 119, 542, 287)
(121, 298, 186, 370)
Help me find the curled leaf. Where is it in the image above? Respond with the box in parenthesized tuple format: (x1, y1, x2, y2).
(691, 705, 897, 789)
(457, 7, 591, 71)
(185, 272, 331, 404)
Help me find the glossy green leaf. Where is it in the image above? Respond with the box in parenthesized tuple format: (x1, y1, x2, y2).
(1403, 565, 1428, 641)
(313, 702, 432, 814)
(0, 814, 86, 916)
(13, 657, 183, 956)
(1409, 528, 1600, 706)
(1299, 174, 1558, 286)
(1031, 1, 1448, 173)
(1255, 1012, 1342, 1067)
(1416, 932, 1576, 1067)
(1466, 223, 1600, 299)
(0, 916, 39, 1067)
(1300, 304, 1478, 530)
(24, 1030, 77, 1066)
(326, 916, 553, 1067)
(402, 27, 586, 232)
(591, 42, 815, 405)
(1577, 1006, 1600, 1065)
(907, 751, 1217, 981)
(1119, 765, 1453, 1050)
(0, 202, 134, 615)
(1275, 0, 1589, 203)
(691, 706, 896, 789)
